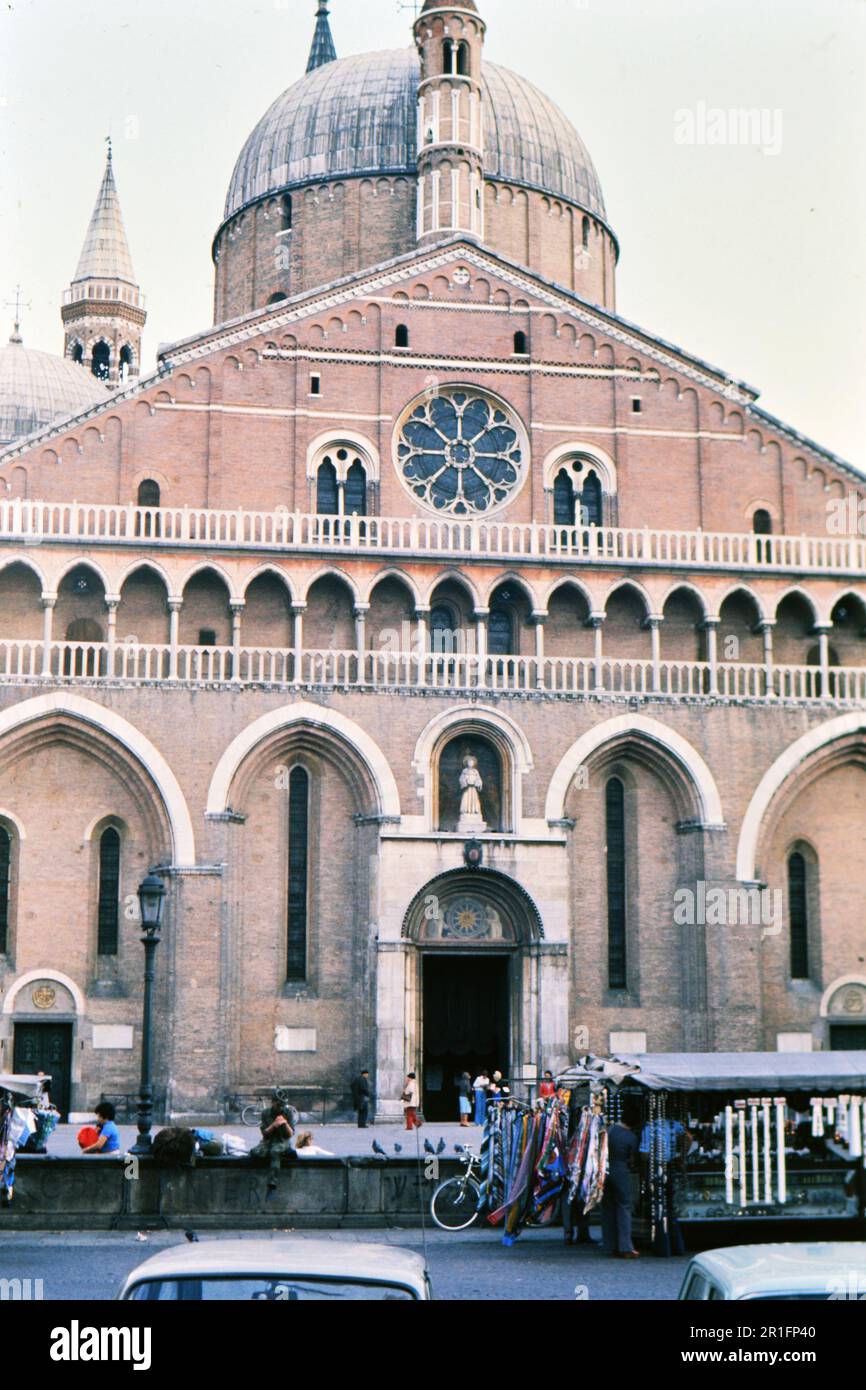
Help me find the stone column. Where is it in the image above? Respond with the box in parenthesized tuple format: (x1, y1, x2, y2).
(703, 617, 720, 695)
(537, 943, 570, 1075)
(474, 607, 489, 689)
(292, 602, 306, 687)
(40, 594, 56, 677)
(375, 941, 411, 1122)
(813, 623, 832, 698)
(645, 615, 662, 693)
(759, 619, 775, 699)
(414, 606, 430, 689)
(230, 601, 244, 683)
(168, 598, 182, 680)
(589, 613, 605, 693)
(354, 603, 369, 686)
(531, 610, 546, 689)
(105, 597, 119, 678)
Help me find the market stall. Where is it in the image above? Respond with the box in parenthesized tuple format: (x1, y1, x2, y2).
(560, 1052, 866, 1250)
(0, 1073, 54, 1206)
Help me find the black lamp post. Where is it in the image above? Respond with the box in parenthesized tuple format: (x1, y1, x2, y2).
(130, 872, 166, 1156)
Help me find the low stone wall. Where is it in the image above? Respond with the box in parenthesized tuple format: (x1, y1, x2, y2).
(3, 1155, 460, 1230)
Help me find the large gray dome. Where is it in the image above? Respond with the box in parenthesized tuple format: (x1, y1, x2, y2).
(223, 47, 606, 224)
(0, 332, 109, 450)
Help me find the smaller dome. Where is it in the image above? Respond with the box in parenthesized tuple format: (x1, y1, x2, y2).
(0, 329, 109, 449)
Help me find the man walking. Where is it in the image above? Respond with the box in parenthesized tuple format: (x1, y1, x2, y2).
(351, 1069, 372, 1128)
(402, 1071, 420, 1130)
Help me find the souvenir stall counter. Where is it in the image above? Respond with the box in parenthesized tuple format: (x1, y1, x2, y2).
(0, 1073, 52, 1207)
(613, 1052, 866, 1230)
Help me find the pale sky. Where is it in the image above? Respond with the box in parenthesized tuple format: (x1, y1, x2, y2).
(1, 0, 863, 466)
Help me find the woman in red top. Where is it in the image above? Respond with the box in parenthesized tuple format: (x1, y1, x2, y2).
(539, 1070, 556, 1100)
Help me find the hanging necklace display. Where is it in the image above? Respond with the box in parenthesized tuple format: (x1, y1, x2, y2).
(774, 1097, 787, 1203)
(735, 1100, 747, 1206)
(761, 1098, 773, 1204)
(849, 1096, 863, 1159)
(748, 1098, 760, 1202)
(724, 1103, 734, 1205)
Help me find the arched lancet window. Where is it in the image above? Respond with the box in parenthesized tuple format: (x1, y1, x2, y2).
(582, 216, 591, 250)
(119, 345, 134, 383)
(344, 460, 367, 516)
(395, 324, 409, 348)
(753, 508, 773, 563)
(579, 470, 603, 527)
(71, 342, 84, 365)
(287, 767, 309, 981)
(280, 195, 293, 232)
(97, 826, 121, 956)
(788, 851, 809, 980)
(431, 605, 458, 655)
(553, 469, 576, 526)
(455, 41, 470, 75)
(267, 292, 288, 305)
(0, 825, 10, 955)
(316, 458, 339, 515)
(488, 607, 515, 657)
(606, 777, 627, 989)
(91, 341, 111, 381)
(513, 330, 528, 355)
(137, 479, 160, 508)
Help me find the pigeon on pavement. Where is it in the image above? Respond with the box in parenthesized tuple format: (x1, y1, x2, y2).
(372, 1139, 387, 1157)
(393, 1143, 403, 1153)
(424, 1139, 436, 1155)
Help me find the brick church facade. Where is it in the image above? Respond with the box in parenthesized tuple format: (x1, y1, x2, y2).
(0, 1, 864, 1121)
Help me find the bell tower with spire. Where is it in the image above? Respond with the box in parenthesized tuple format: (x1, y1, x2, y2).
(414, 0, 486, 246)
(61, 141, 146, 387)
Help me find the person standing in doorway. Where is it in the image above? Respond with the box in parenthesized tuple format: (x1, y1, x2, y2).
(473, 1071, 490, 1126)
(402, 1072, 420, 1130)
(351, 1069, 372, 1128)
(456, 1072, 472, 1127)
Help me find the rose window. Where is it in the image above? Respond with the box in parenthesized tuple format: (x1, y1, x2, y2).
(396, 389, 525, 516)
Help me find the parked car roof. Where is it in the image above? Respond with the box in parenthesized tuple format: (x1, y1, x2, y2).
(118, 1237, 429, 1296)
(684, 1243, 866, 1298)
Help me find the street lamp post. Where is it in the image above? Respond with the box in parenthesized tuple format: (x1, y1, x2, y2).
(130, 872, 167, 1157)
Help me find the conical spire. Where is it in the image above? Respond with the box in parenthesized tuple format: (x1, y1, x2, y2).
(307, 1, 337, 73)
(72, 141, 137, 287)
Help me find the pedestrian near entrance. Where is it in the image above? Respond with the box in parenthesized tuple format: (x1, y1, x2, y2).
(473, 1071, 490, 1125)
(601, 1100, 641, 1258)
(351, 1069, 372, 1128)
(456, 1072, 472, 1126)
(402, 1072, 420, 1129)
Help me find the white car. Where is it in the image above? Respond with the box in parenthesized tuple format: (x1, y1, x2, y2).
(117, 1237, 432, 1302)
(678, 1242, 866, 1301)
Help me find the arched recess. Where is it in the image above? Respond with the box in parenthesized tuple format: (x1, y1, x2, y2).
(401, 868, 544, 944)
(2, 967, 86, 1017)
(0, 693, 196, 865)
(412, 704, 533, 832)
(545, 714, 725, 827)
(736, 714, 866, 881)
(206, 701, 400, 820)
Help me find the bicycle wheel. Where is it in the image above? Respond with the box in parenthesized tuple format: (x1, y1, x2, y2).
(241, 1103, 260, 1126)
(430, 1177, 481, 1232)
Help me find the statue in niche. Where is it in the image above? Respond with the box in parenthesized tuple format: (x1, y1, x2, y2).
(457, 752, 487, 834)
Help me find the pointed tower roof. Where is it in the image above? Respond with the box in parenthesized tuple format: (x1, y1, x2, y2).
(307, 1, 337, 73)
(72, 143, 138, 287)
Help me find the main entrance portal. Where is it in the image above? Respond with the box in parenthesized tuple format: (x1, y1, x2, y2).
(422, 954, 510, 1121)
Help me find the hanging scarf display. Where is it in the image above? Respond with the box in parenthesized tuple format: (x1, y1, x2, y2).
(0, 1101, 15, 1206)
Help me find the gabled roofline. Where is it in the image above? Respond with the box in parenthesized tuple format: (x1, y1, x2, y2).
(2, 236, 861, 483)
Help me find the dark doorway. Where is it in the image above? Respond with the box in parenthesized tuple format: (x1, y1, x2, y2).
(13, 1022, 73, 1119)
(422, 954, 510, 1121)
(830, 1024, 866, 1050)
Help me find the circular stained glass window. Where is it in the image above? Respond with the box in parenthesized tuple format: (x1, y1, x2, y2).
(395, 388, 526, 517)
